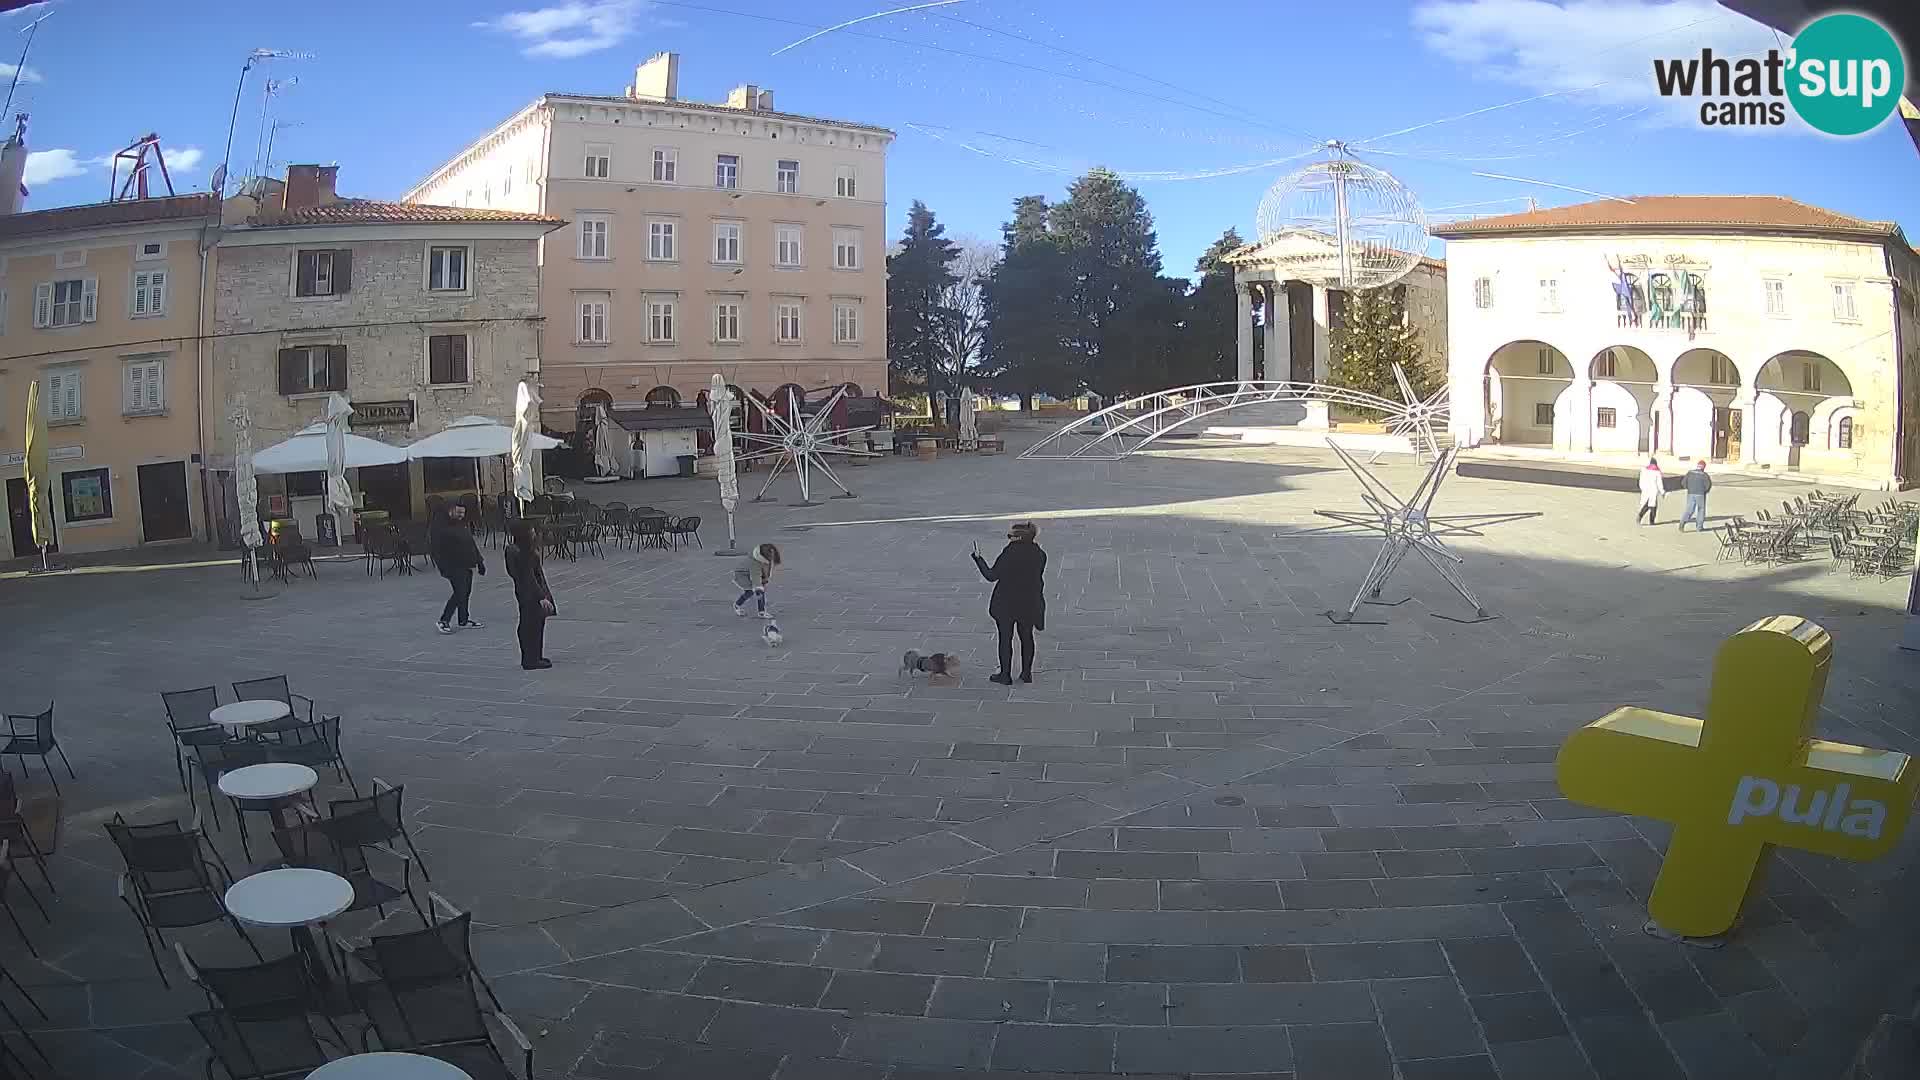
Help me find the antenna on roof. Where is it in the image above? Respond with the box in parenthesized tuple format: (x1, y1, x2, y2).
(1, 7, 52, 121)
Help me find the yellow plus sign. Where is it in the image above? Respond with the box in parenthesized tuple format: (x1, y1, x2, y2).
(1557, 616, 1917, 938)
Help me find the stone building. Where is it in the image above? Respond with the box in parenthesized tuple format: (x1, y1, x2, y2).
(1433, 196, 1920, 489)
(403, 52, 892, 431)
(208, 166, 563, 524)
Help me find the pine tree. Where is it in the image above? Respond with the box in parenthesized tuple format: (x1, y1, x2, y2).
(1048, 168, 1166, 398)
(1183, 228, 1246, 383)
(1327, 286, 1436, 401)
(885, 201, 960, 405)
(981, 196, 1076, 409)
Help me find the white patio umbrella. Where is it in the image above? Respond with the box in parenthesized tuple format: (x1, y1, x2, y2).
(959, 387, 979, 450)
(592, 404, 627, 479)
(252, 421, 410, 473)
(232, 395, 263, 587)
(511, 381, 541, 509)
(408, 414, 560, 497)
(708, 373, 742, 555)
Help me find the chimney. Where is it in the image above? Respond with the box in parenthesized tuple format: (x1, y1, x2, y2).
(629, 52, 679, 101)
(282, 164, 338, 210)
(725, 84, 756, 109)
(755, 88, 774, 111)
(0, 115, 27, 217)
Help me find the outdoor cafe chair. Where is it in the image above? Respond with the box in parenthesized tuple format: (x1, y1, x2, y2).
(163, 686, 234, 795)
(176, 944, 352, 1046)
(270, 715, 359, 797)
(334, 892, 504, 1013)
(0, 773, 50, 893)
(189, 740, 273, 832)
(362, 527, 409, 578)
(0, 705, 73, 796)
(108, 813, 259, 985)
(270, 817, 425, 926)
(326, 779, 433, 881)
(231, 676, 316, 738)
(632, 514, 669, 550)
(188, 1009, 330, 1080)
(346, 969, 534, 1080)
(666, 514, 703, 549)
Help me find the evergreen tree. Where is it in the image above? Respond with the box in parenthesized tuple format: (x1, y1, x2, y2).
(981, 196, 1076, 409)
(1048, 168, 1166, 398)
(885, 200, 959, 405)
(1327, 286, 1437, 400)
(1182, 227, 1247, 384)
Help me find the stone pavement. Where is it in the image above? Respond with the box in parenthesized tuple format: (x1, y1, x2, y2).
(0, 424, 1916, 1079)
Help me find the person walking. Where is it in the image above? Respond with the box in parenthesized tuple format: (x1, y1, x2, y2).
(1678, 459, 1713, 532)
(1636, 457, 1665, 526)
(971, 522, 1047, 685)
(431, 503, 485, 634)
(505, 519, 556, 670)
(732, 543, 781, 619)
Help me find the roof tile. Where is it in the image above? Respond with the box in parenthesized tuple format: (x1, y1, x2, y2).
(0, 194, 214, 241)
(249, 199, 563, 227)
(1431, 195, 1898, 238)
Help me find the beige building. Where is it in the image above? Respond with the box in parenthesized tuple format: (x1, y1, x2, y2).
(404, 52, 893, 431)
(0, 195, 216, 557)
(208, 166, 562, 526)
(1434, 196, 1920, 489)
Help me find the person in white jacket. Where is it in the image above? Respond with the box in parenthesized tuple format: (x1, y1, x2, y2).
(1636, 457, 1665, 525)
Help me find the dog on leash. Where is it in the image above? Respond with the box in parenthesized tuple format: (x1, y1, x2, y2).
(902, 650, 959, 677)
(763, 622, 785, 648)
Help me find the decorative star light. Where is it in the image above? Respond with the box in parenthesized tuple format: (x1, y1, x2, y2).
(1321, 440, 1494, 625)
(739, 385, 882, 506)
(1369, 363, 1451, 464)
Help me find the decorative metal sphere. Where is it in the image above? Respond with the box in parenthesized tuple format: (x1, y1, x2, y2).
(1255, 150, 1428, 292)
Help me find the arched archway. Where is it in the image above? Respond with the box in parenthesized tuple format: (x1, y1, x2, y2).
(645, 385, 681, 408)
(1755, 350, 1853, 470)
(1587, 346, 1658, 453)
(1484, 341, 1570, 447)
(1671, 348, 1740, 461)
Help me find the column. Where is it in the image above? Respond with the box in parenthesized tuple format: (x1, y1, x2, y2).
(1650, 382, 1672, 454)
(1310, 286, 1331, 382)
(1235, 282, 1255, 383)
(1567, 378, 1593, 453)
(1266, 283, 1290, 382)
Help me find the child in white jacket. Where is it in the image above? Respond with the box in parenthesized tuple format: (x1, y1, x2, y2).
(732, 543, 781, 618)
(1636, 458, 1665, 525)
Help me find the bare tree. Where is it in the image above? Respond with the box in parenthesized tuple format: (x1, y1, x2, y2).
(939, 238, 998, 394)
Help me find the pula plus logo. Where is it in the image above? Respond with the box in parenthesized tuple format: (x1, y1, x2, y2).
(1652, 12, 1906, 135)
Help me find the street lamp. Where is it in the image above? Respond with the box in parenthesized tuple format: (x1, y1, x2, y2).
(217, 49, 311, 196)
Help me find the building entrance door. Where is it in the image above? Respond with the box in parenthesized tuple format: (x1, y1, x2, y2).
(5, 477, 53, 557)
(357, 463, 413, 520)
(137, 461, 191, 542)
(1711, 407, 1732, 461)
(1286, 282, 1315, 383)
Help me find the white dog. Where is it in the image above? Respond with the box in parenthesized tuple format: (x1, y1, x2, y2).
(763, 622, 785, 648)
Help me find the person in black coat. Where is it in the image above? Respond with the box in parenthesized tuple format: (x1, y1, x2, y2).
(430, 503, 485, 633)
(505, 519, 557, 670)
(971, 521, 1047, 685)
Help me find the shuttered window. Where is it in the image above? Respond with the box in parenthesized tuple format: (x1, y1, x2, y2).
(123, 357, 165, 414)
(276, 345, 349, 395)
(428, 335, 469, 385)
(45, 369, 83, 420)
(294, 250, 352, 297)
(35, 278, 95, 328)
(132, 269, 167, 316)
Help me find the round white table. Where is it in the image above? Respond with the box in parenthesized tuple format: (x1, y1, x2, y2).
(308, 1053, 473, 1080)
(209, 699, 291, 732)
(226, 868, 354, 929)
(217, 762, 317, 801)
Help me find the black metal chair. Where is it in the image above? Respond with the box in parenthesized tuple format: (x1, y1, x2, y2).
(337, 893, 504, 1012)
(230, 676, 313, 740)
(632, 514, 669, 550)
(107, 814, 259, 985)
(162, 686, 233, 796)
(187, 740, 273, 833)
(326, 779, 432, 881)
(269, 715, 357, 796)
(363, 526, 410, 578)
(666, 514, 703, 549)
(188, 1009, 330, 1080)
(348, 972, 534, 1080)
(0, 706, 72, 795)
(270, 817, 424, 925)
(0, 773, 50, 894)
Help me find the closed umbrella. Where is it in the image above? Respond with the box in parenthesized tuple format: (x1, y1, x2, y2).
(322, 393, 355, 544)
(708, 373, 741, 555)
(959, 387, 979, 450)
(23, 380, 52, 571)
(592, 404, 627, 479)
(232, 395, 263, 586)
(510, 381, 541, 510)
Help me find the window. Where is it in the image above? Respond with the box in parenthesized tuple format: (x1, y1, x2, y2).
(578, 216, 610, 259)
(584, 144, 611, 179)
(131, 269, 167, 317)
(578, 294, 610, 343)
(1764, 278, 1787, 316)
(426, 245, 469, 292)
(61, 467, 111, 523)
(1473, 277, 1492, 309)
(1596, 406, 1617, 429)
(645, 386, 680, 407)
(832, 228, 861, 270)
(428, 334, 469, 385)
(1711, 354, 1736, 385)
(647, 297, 676, 342)
(776, 159, 798, 194)
(293, 249, 351, 297)
(714, 301, 741, 343)
(776, 301, 802, 343)
(34, 278, 95, 328)
(123, 357, 164, 415)
(713, 221, 742, 264)
(715, 154, 739, 190)
(652, 147, 677, 182)
(1536, 348, 1556, 376)
(1534, 402, 1554, 427)
(423, 458, 472, 493)
(648, 219, 677, 261)
(136, 241, 165, 261)
(44, 368, 82, 420)
(1802, 362, 1823, 393)
(1537, 277, 1560, 312)
(276, 345, 347, 395)
(1831, 281, 1858, 321)
(775, 224, 802, 267)
(1593, 352, 1616, 379)
(834, 301, 859, 343)
(1838, 415, 1854, 449)
(835, 165, 857, 198)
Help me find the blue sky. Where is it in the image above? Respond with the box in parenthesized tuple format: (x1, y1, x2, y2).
(9, 0, 1919, 276)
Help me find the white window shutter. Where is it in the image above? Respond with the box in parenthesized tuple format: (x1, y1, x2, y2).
(124, 364, 141, 409)
(150, 270, 166, 313)
(147, 363, 162, 409)
(33, 283, 50, 328)
(81, 278, 97, 322)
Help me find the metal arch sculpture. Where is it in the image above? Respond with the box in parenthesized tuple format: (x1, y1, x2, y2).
(1321, 441, 1493, 625)
(1020, 376, 1448, 461)
(738, 384, 881, 506)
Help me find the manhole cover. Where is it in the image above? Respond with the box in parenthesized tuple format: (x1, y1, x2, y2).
(1214, 795, 1245, 807)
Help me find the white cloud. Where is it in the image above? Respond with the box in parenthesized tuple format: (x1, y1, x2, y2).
(0, 64, 41, 85)
(476, 0, 649, 58)
(168, 146, 205, 173)
(23, 148, 84, 186)
(1411, 0, 1780, 108)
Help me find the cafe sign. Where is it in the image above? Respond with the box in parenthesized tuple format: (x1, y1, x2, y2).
(349, 400, 414, 427)
(0, 445, 83, 468)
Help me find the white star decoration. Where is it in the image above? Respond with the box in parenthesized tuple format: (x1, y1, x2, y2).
(1369, 363, 1450, 464)
(1321, 440, 1494, 625)
(738, 385, 882, 505)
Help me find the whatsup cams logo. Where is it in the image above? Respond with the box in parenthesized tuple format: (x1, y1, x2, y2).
(1652, 12, 1906, 136)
